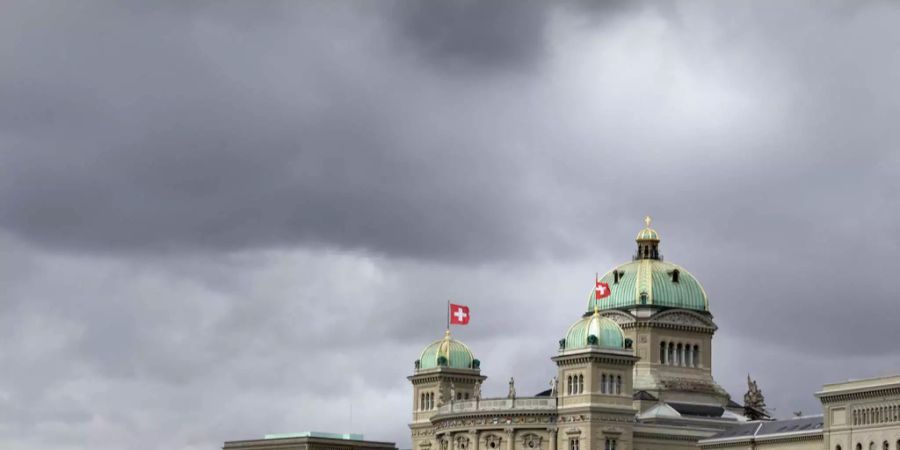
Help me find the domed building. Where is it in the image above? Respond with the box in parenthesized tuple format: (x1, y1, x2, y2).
(224, 217, 900, 450)
(588, 217, 730, 408)
(407, 218, 749, 450)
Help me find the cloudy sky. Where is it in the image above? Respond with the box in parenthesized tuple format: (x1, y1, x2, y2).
(2, 1, 899, 449)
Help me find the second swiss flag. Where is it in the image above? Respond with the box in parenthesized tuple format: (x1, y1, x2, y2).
(595, 280, 611, 300)
(449, 303, 470, 325)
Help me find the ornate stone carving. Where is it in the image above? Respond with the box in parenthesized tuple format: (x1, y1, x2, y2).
(521, 433, 542, 450)
(484, 434, 502, 450)
(601, 312, 634, 326)
(652, 311, 714, 328)
(744, 374, 768, 420)
(661, 377, 720, 394)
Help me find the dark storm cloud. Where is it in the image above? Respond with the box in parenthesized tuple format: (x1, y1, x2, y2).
(2, 1, 900, 450)
(393, 0, 548, 70)
(0, 1, 546, 261)
(390, 0, 641, 72)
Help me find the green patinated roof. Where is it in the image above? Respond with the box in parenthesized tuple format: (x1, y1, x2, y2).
(588, 259, 709, 312)
(563, 313, 625, 350)
(418, 331, 476, 370)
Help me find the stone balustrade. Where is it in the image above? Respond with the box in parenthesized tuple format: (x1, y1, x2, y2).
(435, 397, 556, 415)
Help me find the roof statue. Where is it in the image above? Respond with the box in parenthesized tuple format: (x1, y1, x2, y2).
(473, 380, 481, 401)
(507, 377, 516, 399)
(744, 374, 769, 420)
(437, 382, 448, 407)
(549, 376, 558, 398)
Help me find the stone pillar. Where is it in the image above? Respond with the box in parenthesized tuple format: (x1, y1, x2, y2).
(470, 430, 479, 450)
(506, 429, 515, 450)
(548, 429, 557, 450)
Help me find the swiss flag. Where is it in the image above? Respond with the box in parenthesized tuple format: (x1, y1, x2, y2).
(595, 280, 611, 300)
(449, 303, 470, 325)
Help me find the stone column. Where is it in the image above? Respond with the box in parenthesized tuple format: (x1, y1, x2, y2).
(470, 430, 479, 450)
(548, 429, 557, 450)
(506, 429, 515, 450)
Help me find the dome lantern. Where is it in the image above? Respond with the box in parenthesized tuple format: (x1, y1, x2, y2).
(635, 215, 661, 260)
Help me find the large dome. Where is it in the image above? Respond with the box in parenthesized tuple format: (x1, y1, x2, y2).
(563, 312, 625, 350)
(588, 259, 709, 312)
(588, 217, 709, 313)
(416, 331, 478, 370)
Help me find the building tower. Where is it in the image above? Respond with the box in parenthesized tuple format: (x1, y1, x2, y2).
(588, 217, 730, 408)
(409, 330, 485, 450)
(554, 308, 638, 450)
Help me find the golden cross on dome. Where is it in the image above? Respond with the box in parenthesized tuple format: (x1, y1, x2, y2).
(644, 215, 652, 228)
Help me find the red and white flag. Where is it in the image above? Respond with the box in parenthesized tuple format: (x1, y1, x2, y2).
(595, 276, 611, 300)
(449, 303, 470, 325)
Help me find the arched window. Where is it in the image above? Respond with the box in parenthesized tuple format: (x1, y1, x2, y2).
(870, 442, 875, 450)
(578, 374, 584, 394)
(601, 374, 607, 394)
(693, 345, 700, 367)
(836, 446, 841, 450)
(660, 342, 667, 364)
(883, 441, 889, 450)
(616, 375, 622, 394)
(676, 344, 683, 366)
(856, 444, 862, 450)
(567, 376, 572, 395)
(668, 342, 674, 365)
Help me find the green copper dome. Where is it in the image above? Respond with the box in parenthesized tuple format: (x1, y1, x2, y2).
(588, 217, 709, 312)
(563, 313, 625, 350)
(417, 331, 478, 370)
(588, 259, 709, 312)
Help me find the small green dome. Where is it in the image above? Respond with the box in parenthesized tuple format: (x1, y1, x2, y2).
(563, 313, 625, 350)
(417, 331, 478, 370)
(588, 259, 709, 312)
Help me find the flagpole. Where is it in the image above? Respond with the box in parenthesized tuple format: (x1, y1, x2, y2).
(446, 300, 450, 331)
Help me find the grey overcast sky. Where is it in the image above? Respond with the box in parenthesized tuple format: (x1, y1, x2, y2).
(1, 1, 899, 449)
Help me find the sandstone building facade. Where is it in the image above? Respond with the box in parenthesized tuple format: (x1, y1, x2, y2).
(407, 219, 900, 450)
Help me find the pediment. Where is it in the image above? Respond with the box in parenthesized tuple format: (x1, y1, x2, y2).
(600, 310, 636, 326)
(650, 310, 716, 328)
